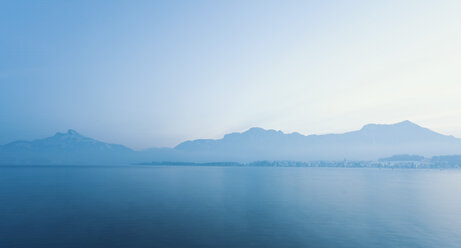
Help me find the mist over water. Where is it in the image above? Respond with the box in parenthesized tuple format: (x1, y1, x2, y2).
(1, 166, 461, 248)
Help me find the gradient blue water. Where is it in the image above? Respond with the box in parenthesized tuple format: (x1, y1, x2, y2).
(1, 166, 461, 248)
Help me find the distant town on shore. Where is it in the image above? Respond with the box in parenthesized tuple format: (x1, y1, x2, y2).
(138, 154, 461, 169)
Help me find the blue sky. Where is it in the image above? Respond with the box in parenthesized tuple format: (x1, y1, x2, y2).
(1, 0, 461, 149)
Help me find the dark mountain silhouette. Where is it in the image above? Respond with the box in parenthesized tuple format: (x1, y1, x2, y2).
(174, 120, 461, 161)
(1, 121, 461, 165)
(0, 130, 134, 165)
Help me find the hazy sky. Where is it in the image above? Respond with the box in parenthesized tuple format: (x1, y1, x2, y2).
(1, 0, 461, 149)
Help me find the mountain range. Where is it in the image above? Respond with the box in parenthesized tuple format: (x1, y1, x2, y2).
(1, 121, 461, 165)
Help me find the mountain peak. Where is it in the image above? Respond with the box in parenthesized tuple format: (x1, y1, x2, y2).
(54, 129, 82, 137)
(243, 127, 284, 136)
(361, 120, 419, 130)
(246, 127, 267, 133)
(394, 120, 419, 127)
(356, 120, 450, 144)
(67, 129, 79, 135)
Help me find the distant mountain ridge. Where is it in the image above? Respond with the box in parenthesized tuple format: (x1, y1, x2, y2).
(1, 121, 461, 165)
(0, 129, 134, 165)
(2, 129, 132, 152)
(174, 120, 461, 161)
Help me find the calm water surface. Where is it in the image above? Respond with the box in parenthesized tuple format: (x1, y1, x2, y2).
(1, 166, 461, 248)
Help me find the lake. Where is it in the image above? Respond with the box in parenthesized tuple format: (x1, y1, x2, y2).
(1, 166, 461, 248)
